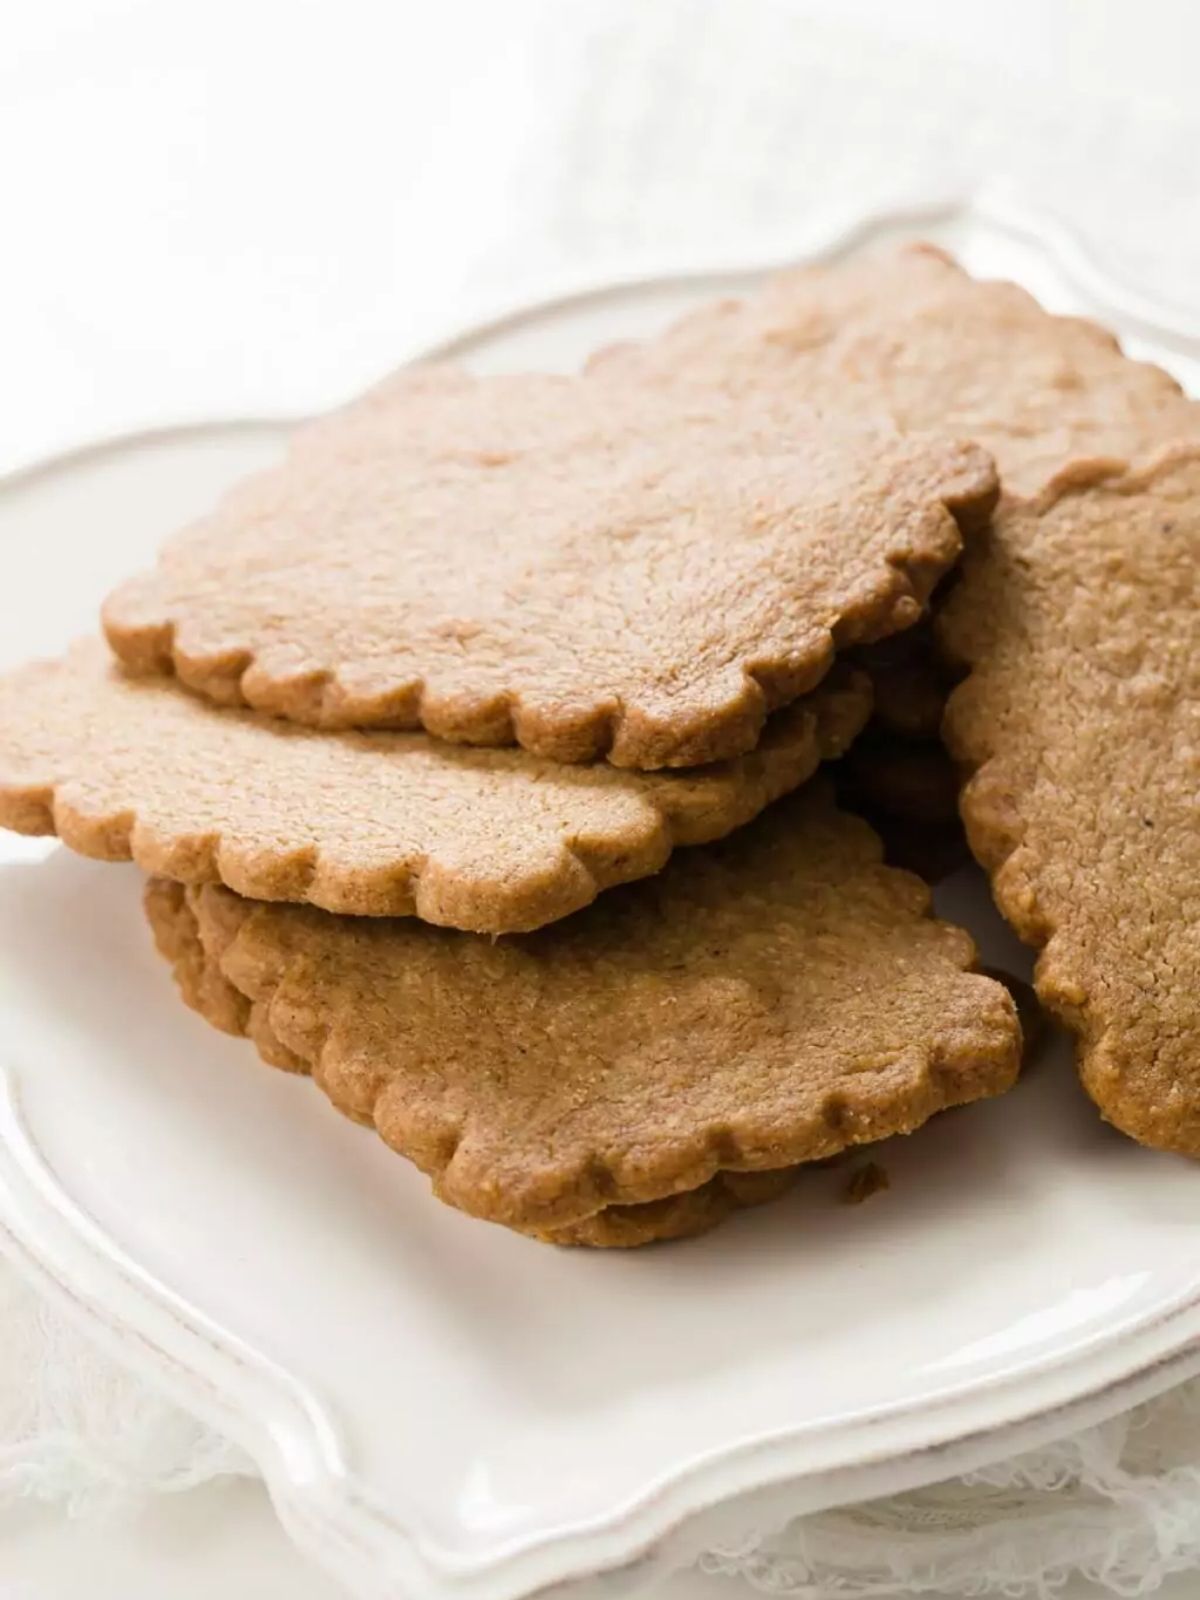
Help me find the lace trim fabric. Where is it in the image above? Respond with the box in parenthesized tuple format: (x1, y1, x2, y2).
(0, 1273, 250, 1515)
(7, 1267, 1200, 1596)
(701, 1388, 1200, 1596)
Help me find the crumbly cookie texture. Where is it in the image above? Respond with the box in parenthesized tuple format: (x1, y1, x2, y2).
(940, 448, 1200, 1153)
(143, 781, 1020, 1240)
(587, 242, 1199, 497)
(0, 640, 868, 934)
(101, 370, 994, 767)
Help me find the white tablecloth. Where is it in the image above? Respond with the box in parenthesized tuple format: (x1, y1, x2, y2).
(3, 3, 1200, 1594)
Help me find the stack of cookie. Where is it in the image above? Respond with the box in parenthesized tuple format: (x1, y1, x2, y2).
(590, 243, 1200, 1158)
(1, 244, 1195, 1243)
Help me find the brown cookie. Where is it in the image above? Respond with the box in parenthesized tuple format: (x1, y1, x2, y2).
(537, 1172, 800, 1248)
(978, 968, 1048, 1069)
(145, 874, 797, 1247)
(101, 371, 994, 767)
(146, 875, 799, 1245)
(144, 780, 1020, 1240)
(0, 640, 868, 935)
(940, 447, 1200, 1153)
(588, 243, 1199, 498)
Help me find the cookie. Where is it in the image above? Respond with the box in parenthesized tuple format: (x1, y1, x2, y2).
(144, 780, 1021, 1240)
(537, 1171, 800, 1247)
(0, 640, 868, 934)
(101, 371, 995, 767)
(979, 968, 1048, 1069)
(588, 244, 1198, 497)
(940, 447, 1200, 1153)
(145, 877, 798, 1245)
(145, 874, 797, 1247)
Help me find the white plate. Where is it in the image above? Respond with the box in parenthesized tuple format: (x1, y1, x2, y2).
(2, 198, 1200, 1600)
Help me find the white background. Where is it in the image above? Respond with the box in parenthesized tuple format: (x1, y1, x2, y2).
(3, 1, 1200, 1596)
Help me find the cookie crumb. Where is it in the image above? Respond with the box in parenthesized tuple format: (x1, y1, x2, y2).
(844, 1162, 890, 1204)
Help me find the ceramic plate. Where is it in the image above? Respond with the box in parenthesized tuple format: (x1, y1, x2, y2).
(2, 198, 1200, 1600)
